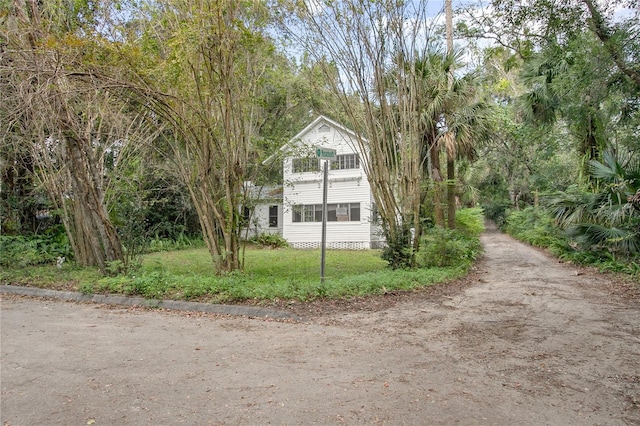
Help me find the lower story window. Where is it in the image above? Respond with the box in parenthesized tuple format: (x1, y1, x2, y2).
(292, 203, 361, 222)
(242, 206, 251, 227)
(269, 205, 278, 227)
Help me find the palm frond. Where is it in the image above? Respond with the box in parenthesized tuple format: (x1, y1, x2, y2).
(588, 149, 623, 182)
(543, 189, 598, 227)
(567, 223, 640, 255)
(544, 148, 640, 256)
(595, 201, 636, 227)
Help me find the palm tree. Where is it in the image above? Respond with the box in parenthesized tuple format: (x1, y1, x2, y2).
(413, 47, 493, 227)
(518, 32, 619, 175)
(445, 0, 455, 229)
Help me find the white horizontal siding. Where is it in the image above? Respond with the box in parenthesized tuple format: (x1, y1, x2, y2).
(283, 122, 363, 184)
(243, 203, 282, 239)
(281, 116, 375, 248)
(283, 181, 374, 245)
(284, 177, 370, 205)
(285, 222, 371, 245)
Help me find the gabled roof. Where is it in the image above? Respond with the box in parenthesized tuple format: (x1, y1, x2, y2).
(263, 115, 366, 165)
(285, 115, 364, 148)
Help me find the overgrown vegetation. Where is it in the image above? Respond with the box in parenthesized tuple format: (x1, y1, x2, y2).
(1, 248, 466, 302)
(1, 209, 483, 301)
(546, 151, 640, 257)
(2, 1, 638, 297)
(0, 227, 71, 268)
(500, 150, 640, 277)
(502, 207, 640, 276)
(418, 207, 485, 268)
(503, 207, 567, 253)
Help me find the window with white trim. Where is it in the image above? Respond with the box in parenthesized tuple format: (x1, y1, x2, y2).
(292, 157, 320, 173)
(331, 154, 360, 170)
(292, 203, 361, 222)
(269, 205, 278, 227)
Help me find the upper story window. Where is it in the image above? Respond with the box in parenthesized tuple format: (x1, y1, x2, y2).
(332, 154, 360, 170)
(292, 157, 320, 173)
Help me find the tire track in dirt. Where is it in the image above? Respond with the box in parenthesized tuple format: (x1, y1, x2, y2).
(313, 223, 640, 424)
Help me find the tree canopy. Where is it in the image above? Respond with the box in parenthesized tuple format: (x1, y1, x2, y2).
(2, 0, 638, 272)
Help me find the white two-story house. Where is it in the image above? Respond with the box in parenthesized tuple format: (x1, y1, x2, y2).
(276, 115, 382, 249)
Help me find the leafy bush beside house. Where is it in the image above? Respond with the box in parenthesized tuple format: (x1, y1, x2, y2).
(417, 208, 485, 269)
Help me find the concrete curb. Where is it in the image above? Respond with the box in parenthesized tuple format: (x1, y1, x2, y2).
(0, 285, 303, 321)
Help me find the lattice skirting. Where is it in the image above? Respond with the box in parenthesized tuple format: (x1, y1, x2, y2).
(290, 241, 371, 250)
(370, 240, 387, 249)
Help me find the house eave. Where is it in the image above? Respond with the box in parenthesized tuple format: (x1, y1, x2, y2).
(274, 115, 368, 159)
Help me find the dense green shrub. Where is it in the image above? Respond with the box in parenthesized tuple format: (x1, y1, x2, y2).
(543, 151, 640, 257)
(502, 206, 639, 276)
(417, 226, 482, 268)
(455, 207, 486, 237)
(381, 225, 414, 269)
(417, 208, 484, 269)
(250, 233, 289, 248)
(146, 233, 205, 253)
(482, 200, 511, 226)
(502, 206, 566, 249)
(0, 227, 71, 267)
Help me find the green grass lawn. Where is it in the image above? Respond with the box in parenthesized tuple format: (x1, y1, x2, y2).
(1, 247, 468, 303)
(131, 247, 466, 302)
(2, 208, 486, 303)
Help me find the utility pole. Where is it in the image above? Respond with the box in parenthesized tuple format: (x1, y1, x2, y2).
(316, 146, 336, 283)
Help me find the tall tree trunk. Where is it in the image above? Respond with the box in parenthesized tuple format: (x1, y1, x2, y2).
(447, 153, 456, 229)
(583, 0, 640, 89)
(63, 132, 124, 271)
(431, 146, 446, 227)
(445, 0, 456, 229)
(119, 0, 263, 274)
(5, 0, 132, 273)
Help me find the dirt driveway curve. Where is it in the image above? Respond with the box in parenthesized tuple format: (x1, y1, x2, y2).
(2, 224, 639, 425)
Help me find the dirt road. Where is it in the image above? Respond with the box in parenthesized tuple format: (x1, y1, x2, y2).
(2, 225, 639, 425)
